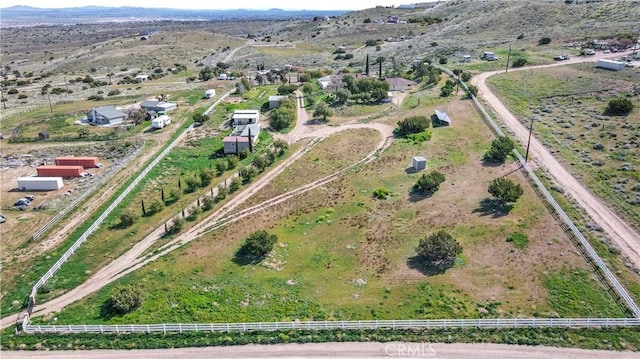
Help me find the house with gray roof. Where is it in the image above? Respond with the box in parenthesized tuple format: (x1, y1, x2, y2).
(140, 101, 177, 114)
(433, 110, 451, 126)
(88, 106, 127, 125)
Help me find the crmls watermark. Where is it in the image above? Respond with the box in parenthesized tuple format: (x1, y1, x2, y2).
(384, 343, 437, 357)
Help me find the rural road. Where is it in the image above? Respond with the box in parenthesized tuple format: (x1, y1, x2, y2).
(472, 50, 640, 270)
(2, 342, 637, 358)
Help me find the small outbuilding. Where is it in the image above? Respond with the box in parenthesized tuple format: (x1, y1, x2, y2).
(385, 77, 417, 91)
(17, 177, 64, 191)
(412, 156, 427, 171)
(140, 101, 177, 114)
(463, 55, 472, 63)
(268, 95, 288, 109)
(135, 74, 149, 82)
(232, 109, 260, 126)
(596, 59, 625, 71)
(38, 131, 50, 141)
(433, 110, 451, 127)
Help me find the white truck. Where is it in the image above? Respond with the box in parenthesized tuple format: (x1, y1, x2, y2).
(205, 89, 216, 99)
(151, 115, 172, 129)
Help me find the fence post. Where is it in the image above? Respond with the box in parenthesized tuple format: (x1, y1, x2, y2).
(116, 325, 119, 334)
(163, 323, 166, 334)
(100, 325, 104, 334)
(243, 323, 246, 332)
(226, 323, 230, 332)
(147, 324, 150, 333)
(179, 323, 182, 334)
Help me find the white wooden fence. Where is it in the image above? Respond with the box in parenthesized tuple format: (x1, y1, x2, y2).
(23, 317, 640, 334)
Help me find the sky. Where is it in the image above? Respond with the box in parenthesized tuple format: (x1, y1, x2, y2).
(1, 0, 411, 11)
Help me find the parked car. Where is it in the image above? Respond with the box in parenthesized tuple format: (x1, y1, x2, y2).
(14, 198, 31, 206)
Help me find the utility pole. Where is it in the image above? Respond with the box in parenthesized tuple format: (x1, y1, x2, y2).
(47, 93, 53, 112)
(0, 88, 6, 110)
(64, 75, 69, 93)
(525, 117, 534, 162)
(505, 45, 512, 73)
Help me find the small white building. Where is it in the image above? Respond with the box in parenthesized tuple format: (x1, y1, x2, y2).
(463, 55, 472, 63)
(232, 109, 260, 126)
(205, 89, 216, 99)
(135, 74, 149, 82)
(596, 59, 625, 71)
(412, 156, 427, 171)
(17, 177, 64, 191)
(219, 73, 228, 80)
(141, 101, 177, 114)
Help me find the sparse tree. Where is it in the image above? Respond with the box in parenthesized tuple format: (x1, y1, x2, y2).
(200, 168, 215, 186)
(416, 230, 461, 270)
(485, 136, 515, 162)
(538, 37, 552, 45)
(193, 112, 210, 125)
(606, 98, 633, 115)
(240, 230, 278, 258)
(107, 285, 145, 314)
(413, 170, 446, 193)
(488, 177, 523, 205)
(313, 102, 333, 121)
(118, 210, 138, 228)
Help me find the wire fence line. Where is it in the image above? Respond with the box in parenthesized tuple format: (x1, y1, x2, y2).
(436, 66, 640, 318)
(23, 318, 640, 334)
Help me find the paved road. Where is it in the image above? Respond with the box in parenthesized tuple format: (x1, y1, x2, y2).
(472, 50, 640, 269)
(2, 342, 636, 358)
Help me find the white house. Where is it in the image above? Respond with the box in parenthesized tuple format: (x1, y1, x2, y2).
(219, 73, 228, 80)
(135, 74, 149, 82)
(232, 109, 260, 126)
(317, 75, 333, 90)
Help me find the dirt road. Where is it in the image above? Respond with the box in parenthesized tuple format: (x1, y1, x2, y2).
(472, 50, 640, 269)
(3, 342, 636, 358)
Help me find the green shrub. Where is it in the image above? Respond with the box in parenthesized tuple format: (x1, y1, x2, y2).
(485, 136, 515, 162)
(416, 230, 462, 270)
(506, 232, 529, 249)
(373, 188, 391, 199)
(606, 98, 633, 115)
(488, 177, 523, 205)
(413, 170, 446, 193)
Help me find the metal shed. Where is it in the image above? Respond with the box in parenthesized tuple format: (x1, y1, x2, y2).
(412, 156, 427, 171)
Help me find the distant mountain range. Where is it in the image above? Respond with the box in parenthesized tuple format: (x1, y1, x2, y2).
(0, 5, 348, 26)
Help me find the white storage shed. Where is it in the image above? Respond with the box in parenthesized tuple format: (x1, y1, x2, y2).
(18, 177, 64, 191)
(412, 156, 427, 171)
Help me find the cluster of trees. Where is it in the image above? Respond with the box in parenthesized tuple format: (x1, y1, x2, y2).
(512, 58, 527, 68)
(341, 75, 390, 103)
(394, 115, 430, 137)
(440, 78, 461, 97)
(411, 62, 441, 84)
(239, 140, 289, 183)
(270, 96, 297, 130)
(277, 84, 298, 95)
(407, 15, 444, 25)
